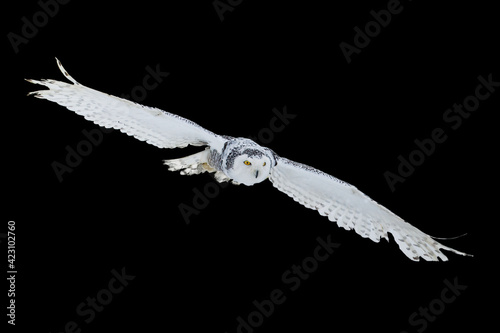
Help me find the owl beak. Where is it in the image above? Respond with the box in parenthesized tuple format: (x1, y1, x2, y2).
(254, 170, 259, 178)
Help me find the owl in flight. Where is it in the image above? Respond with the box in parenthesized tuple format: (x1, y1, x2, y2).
(27, 58, 471, 261)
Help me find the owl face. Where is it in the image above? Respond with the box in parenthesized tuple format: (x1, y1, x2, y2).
(226, 149, 274, 185)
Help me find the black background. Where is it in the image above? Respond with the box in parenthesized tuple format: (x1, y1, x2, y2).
(4, 0, 498, 332)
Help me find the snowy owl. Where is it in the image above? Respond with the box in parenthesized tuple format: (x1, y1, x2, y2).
(26, 58, 471, 262)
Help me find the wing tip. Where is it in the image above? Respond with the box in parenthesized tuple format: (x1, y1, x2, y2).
(439, 246, 474, 260)
(54, 57, 80, 85)
(25, 79, 45, 98)
(408, 245, 473, 262)
(433, 233, 473, 261)
(25, 78, 42, 86)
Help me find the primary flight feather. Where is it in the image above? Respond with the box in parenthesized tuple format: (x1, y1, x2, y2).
(27, 58, 471, 261)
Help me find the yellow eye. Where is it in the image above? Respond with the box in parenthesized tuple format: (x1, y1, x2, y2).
(244, 160, 251, 165)
(263, 162, 266, 166)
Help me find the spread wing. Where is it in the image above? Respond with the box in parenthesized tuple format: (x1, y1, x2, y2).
(269, 156, 471, 261)
(26, 58, 226, 150)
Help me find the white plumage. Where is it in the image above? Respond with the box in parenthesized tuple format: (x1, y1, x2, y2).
(27, 58, 472, 261)
(27, 58, 226, 151)
(269, 157, 467, 261)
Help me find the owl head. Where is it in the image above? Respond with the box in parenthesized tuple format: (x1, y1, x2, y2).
(225, 147, 275, 186)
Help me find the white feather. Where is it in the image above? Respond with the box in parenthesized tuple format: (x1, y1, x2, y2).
(27, 59, 471, 262)
(269, 157, 472, 261)
(26, 58, 226, 151)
